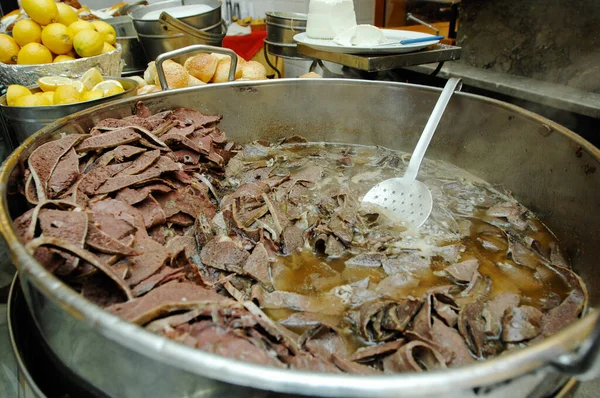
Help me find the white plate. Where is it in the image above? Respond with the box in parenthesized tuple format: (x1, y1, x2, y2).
(293, 30, 440, 54)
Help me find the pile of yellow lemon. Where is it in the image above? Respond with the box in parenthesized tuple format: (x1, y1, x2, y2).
(6, 67, 125, 107)
(0, 0, 117, 65)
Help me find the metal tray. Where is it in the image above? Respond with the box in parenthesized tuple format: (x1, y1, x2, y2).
(296, 43, 461, 72)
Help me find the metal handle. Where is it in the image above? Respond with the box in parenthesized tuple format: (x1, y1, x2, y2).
(404, 77, 462, 181)
(155, 45, 239, 90)
(159, 12, 227, 41)
(121, 0, 148, 16)
(406, 13, 440, 35)
(551, 310, 600, 380)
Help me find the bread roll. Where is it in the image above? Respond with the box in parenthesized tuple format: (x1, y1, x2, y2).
(240, 61, 267, 80)
(212, 59, 243, 83)
(138, 85, 161, 95)
(155, 59, 189, 89)
(143, 61, 157, 85)
(129, 76, 147, 87)
(184, 53, 218, 83)
(299, 72, 323, 78)
(187, 75, 206, 87)
(212, 53, 230, 62)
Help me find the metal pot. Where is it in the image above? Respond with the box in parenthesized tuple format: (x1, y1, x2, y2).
(0, 78, 599, 398)
(130, 0, 225, 61)
(265, 12, 307, 60)
(0, 77, 139, 149)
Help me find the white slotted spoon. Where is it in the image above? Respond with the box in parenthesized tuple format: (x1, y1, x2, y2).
(362, 77, 463, 227)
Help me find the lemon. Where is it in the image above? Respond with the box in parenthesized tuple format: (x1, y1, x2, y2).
(92, 79, 123, 95)
(40, 91, 55, 104)
(56, 3, 78, 27)
(21, 0, 59, 26)
(101, 42, 116, 54)
(67, 19, 95, 38)
(91, 21, 116, 45)
(73, 30, 103, 58)
(12, 19, 42, 47)
(6, 85, 33, 106)
(41, 23, 73, 55)
(70, 80, 86, 94)
(0, 34, 20, 64)
(82, 90, 104, 102)
(104, 85, 125, 97)
(38, 76, 73, 92)
(65, 49, 77, 58)
(53, 85, 81, 105)
(33, 92, 52, 106)
(79, 67, 104, 90)
(53, 54, 75, 62)
(17, 42, 53, 64)
(14, 94, 48, 107)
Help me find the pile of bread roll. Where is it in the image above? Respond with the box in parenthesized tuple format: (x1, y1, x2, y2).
(137, 52, 267, 94)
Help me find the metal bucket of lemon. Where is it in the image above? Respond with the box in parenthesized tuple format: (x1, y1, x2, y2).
(0, 0, 124, 86)
(0, 0, 139, 147)
(0, 70, 138, 148)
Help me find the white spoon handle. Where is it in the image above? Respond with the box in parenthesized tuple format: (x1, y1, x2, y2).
(404, 77, 463, 181)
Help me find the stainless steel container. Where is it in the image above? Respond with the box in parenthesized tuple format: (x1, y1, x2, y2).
(130, 0, 225, 61)
(0, 46, 124, 87)
(0, 77, 138, 148)
(265, 12, 307, 59)
(0, 79, 599, 398)
(107, 15, 149, 75)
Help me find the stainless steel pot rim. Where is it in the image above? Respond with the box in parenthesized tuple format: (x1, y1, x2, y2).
(130, 0, 220, 21)
(264, 39, 298, 48)
(2, 78, 599, 397)
(266, 11, 308, 20)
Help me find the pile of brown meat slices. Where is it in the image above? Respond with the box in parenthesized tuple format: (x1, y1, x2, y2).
(11, 103, 587, 374)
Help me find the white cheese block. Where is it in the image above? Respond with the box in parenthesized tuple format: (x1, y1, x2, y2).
(334, 25, 386, 47)
(306, 0, 357, 40)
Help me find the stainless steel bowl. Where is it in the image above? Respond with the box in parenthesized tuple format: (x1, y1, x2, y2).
(0, 79, 599, 398)
(0, 77, 138, 148)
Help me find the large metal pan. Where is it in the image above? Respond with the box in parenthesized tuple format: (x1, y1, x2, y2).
(0, 78, 599, 398)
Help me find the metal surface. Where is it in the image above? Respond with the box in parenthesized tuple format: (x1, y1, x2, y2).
(130, 0, 224, 62)
(116, 37, 148, 74)
(7, 278, 44, 398)
(7, 275, 107, 398)
(0, 80, 599, 398)
(0, 46, 124, 87)
(0, 77, 138, 148)
(296, 43, 461, 72)
(363, 78, 462, 227)
(155, 45, 238, 90)
(106, 15, 149, 74)
(265, 12, 308, 60)
(402, 62, 600, 119)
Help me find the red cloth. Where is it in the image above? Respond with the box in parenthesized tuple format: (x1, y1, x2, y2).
(222, 30, 267, 61)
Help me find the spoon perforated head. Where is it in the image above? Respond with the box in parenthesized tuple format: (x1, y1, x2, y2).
(362, 178, 433, 227)
(361, 78, 462, 228)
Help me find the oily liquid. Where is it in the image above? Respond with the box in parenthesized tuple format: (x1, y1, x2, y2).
(233, 143, 572, 337)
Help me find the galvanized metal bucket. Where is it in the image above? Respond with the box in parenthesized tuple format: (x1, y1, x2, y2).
(130, 0, 225, 61)
(0, 77, 139, 149)
(265, 12, 307, 60)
